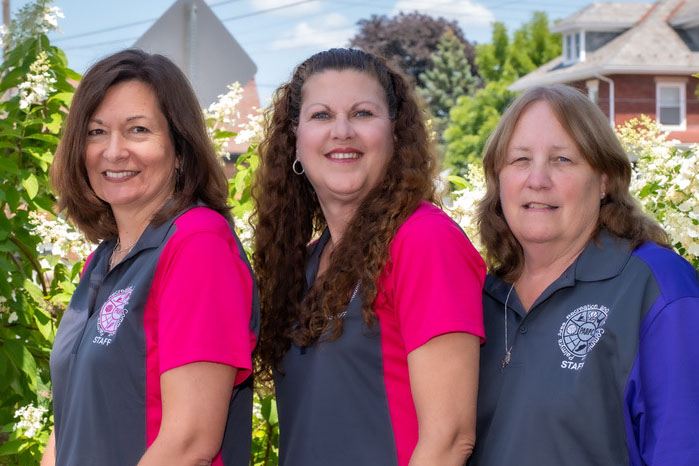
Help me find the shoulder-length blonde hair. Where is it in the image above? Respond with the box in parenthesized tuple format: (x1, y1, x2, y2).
(477, 84, 669, 282)
(51, 49, 230, 243)
(253, 48, 437, 376)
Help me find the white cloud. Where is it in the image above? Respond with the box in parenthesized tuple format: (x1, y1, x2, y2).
(392, 0, 495, 27)
(247, 0, 324, 15)
(270, 13, 355, 50)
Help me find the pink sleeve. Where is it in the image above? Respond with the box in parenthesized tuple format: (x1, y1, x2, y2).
(156, 232, 254, 386)
(387, 211, 486, 353)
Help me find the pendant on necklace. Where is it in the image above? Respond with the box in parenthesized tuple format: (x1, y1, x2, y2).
(501, 350, 511, 370)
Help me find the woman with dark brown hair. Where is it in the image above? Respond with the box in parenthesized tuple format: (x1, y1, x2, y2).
(471, 84, 699, 465)
(253, 48, 485, 466)
(43, 49, 259, 466)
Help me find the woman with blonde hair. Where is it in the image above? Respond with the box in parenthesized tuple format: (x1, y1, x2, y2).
(471, 84, 699, 465)
(253, 48, 485, 466)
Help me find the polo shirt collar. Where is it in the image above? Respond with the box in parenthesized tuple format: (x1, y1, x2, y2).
(108, 202, 189, 266)
(485, 230, 632, 307)
(574, 230, 632, 282)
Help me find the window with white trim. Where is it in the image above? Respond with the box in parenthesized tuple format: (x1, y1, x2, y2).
(563, 31, 585, 64)
(656, 82, 686, 130)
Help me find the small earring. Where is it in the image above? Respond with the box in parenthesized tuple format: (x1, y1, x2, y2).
(292, 158, 304, 175)
(601, 192, 606, 200)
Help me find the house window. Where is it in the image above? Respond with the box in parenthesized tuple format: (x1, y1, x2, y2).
(564, 32, 585, 64)
(656, 81, 686, 129)
(575, 32, 581, 58)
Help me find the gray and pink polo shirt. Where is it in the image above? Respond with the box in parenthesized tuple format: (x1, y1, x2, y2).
(274, 202, 486, 466)
(50, 206, 259, 466)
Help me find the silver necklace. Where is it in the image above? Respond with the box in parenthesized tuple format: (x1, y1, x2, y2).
(109, 237, 137, 270)
(501, 283, 515, 369)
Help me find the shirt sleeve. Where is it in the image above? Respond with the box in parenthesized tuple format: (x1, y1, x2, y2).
(628, 294, 699, 465)
(155, 231, 254, 386)
(385, 210, 486, 353)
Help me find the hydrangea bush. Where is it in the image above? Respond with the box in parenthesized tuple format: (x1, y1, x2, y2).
(618, 116, 699, 267)
(2, 3, 697, 465)
(0, 1, 82, 463)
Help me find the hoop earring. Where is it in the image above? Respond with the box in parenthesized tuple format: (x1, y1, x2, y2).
(292, 158, 304, 175)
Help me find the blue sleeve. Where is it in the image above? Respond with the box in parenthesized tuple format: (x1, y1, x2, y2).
(625, 245, 699, 465)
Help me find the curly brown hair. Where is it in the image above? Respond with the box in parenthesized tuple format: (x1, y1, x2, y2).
(51, 49, 231, 242)
(253, 48, 438, 377)
(477, 84, 669, 282)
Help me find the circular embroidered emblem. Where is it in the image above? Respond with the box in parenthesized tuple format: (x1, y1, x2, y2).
(558, 304, 609, 360)
(98, 287, 133, 336)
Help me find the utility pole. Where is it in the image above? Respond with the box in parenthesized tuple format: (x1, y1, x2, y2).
(2, 0, 9, 29)
(2, 0, 9, 58)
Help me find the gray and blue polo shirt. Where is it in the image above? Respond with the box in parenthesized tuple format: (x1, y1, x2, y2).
(49, 206, 260, 466)
(471, 231, 699, 465)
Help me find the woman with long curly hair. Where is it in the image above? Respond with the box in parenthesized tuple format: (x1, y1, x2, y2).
(253, 48, 485, 466)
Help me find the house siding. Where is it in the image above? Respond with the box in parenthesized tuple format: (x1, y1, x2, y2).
(567, 75, 699, 143)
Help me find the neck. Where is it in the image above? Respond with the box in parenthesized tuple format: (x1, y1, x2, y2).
(317, 198, 358, 247)
(516, 236, 590, 311)
(111, 199, 168, 248)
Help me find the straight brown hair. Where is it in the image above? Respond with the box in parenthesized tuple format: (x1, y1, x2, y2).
(477, 84, 669, 282)
(51, 48, 231, 242)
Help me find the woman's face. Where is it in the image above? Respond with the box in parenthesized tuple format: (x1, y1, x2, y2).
(498, 100, 607, 254)
(295, 69, 394, 213)
(85, 80, 176, 218)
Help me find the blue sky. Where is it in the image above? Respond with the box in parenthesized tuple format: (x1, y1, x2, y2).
(15, 0, 645, 104)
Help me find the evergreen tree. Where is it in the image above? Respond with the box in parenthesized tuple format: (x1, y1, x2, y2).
(444, 12, 561, 173)
(417, 28, 479, 141)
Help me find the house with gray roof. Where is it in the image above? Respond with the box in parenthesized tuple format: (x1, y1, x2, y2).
(134, 0, 260, 160)
(510, 0, 699, 143)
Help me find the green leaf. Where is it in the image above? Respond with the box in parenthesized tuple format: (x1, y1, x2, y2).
(447, 175, 469, 190)
(45, 113, 63, 134)
(33, 307, 55, 342)
(24, 133, 60, 145)
(49, 92, 74, 106)
(2, 339, 39, 392)
(23, 280, 45, 305)
(6, 185, 21, 211)
(0, 214, 10, 241)
(22, 173, 39, 199)
(260, 395, 278, 425)
(0, 437, 30, 456)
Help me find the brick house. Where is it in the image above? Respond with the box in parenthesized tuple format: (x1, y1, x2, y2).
(510, 0, 699, 143)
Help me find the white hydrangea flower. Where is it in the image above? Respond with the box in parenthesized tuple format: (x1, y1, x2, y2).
(235, 111, 264, 145)
(205, 82, 243, 126)
(18, 51, 57, 110)
(8, 311, 18, 323)
(42, 5, 64, 31)
(234, 210, 253, 253)
(28, 211, 94, 260)
(14, 404, 48, 439)
(445, 164, 486, 255)
(621, 117, 699, 267)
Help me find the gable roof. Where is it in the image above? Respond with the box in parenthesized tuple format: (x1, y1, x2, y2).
(133, 0, 257, 107)
(669, 0, 699, 26)
(551, 2, 653, 32)
(510, 0, 699, 91)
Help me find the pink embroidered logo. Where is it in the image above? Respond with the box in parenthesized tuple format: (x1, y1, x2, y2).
(97, 287, 133, 336)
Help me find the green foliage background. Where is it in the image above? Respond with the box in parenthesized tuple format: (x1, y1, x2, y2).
(441, 12, 561, 173)
(1, 4, 696, 466)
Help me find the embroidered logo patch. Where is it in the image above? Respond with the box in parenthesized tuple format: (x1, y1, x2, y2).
(557, 304, 609, 371)
(97, 287, 133, 337)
